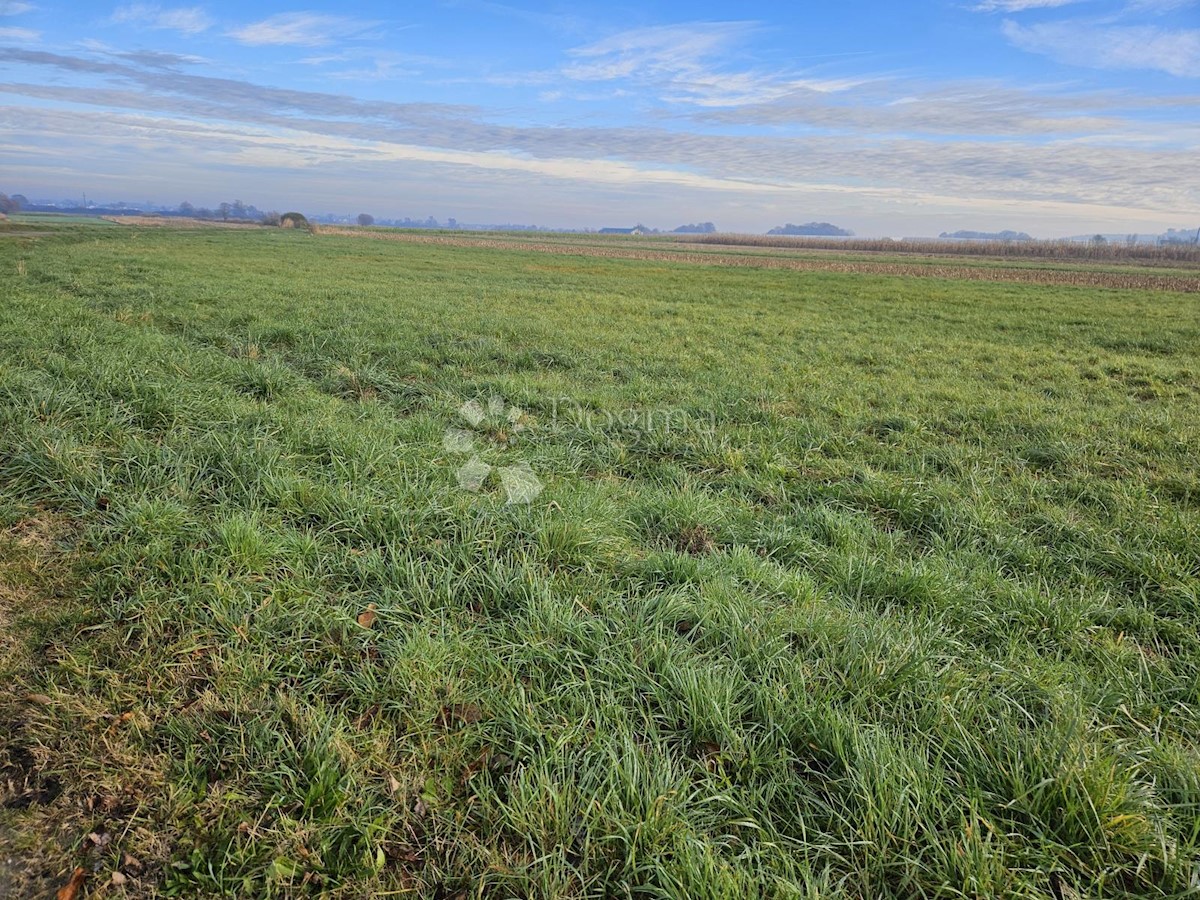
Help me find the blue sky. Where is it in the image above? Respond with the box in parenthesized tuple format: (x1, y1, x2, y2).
(0, 0, 1197, 235)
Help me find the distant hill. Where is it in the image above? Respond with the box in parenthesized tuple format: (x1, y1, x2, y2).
(673, 222, 716, 234)
(767, 222, 853, 236)
(939, 230, 1032, 241)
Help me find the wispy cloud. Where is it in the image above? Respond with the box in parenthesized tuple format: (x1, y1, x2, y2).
(0, 2, 35, 15)
(111, 4, 212, 35)
(564, 22, 865, 107)
(974, 0, 1086, 11)
(316, 55, 423, 82)
(443, 0, 590, 38)
(227, 12, 381, 47)
(696, 81, 1139, 138)
(1125, 0, 1197, 10)
(114, 48, 208, 68)
(1004, 19, 1200, 76)
(0, 25, 37, 40)
(295, 44, 440, 81)
(565, 22, 758, 81)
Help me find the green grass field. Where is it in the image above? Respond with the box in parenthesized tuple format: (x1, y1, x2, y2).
(1, 223, 1198, 898)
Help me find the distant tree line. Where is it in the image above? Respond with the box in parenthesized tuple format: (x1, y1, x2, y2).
(685, 233, 1200, 262)
(1161, 228, 1200, 245)
(0, 192, 28, 213)
(673, 222, 717, 234)
(767, 222, 853, 236)
(314, 213, 453, 228)
(176, 199, 277, 223)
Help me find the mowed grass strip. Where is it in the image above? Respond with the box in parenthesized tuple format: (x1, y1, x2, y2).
(0, 225, 1198, 898)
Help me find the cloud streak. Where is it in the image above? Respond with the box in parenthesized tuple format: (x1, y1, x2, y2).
(0, 25, 36, 40)
(227, 12, 382, 47)
(563, 21, 864, 107)
(1004, 19, 1200, 76)
(111, 4, 212, 35)
(974, 0, 1084, 11)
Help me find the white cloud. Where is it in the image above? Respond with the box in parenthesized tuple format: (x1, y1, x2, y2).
(0, 2, 35, 14)
(296, 45, 443, 81)
(227, 12, 380, 47)
(564, 21, 866, 107)
(697, 81, 1141, 137)
(0, 25, 37, 40)
(565, 22, 756, 81)
(111, 4, 212, 35)
(1125, 0, 1197, 10)
(1004, 19, 1200, 76)
(974, 0, 1086, 11)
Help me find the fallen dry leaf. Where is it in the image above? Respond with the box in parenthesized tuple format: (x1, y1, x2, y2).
(56, 867, 86, 900)
(111, 870, 128, 886)
(357, 604, 378, 628)
(26, 693, 52, 705)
